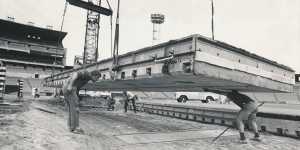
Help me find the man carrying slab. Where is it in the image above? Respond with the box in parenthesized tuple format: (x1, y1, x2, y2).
(62, 70, 101, 133)
(204, 89, 262, 143)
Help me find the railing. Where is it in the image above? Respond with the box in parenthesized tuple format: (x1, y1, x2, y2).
(0, 38, 65, 56)
(130, 102, 300, 138)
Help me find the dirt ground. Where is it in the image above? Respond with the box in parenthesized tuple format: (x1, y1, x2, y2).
(1, 97, 300, 150)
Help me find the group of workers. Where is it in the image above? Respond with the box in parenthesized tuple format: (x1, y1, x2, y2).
(62, 69, 262, 143)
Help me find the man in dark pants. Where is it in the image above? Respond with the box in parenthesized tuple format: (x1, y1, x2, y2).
(62, 70, 101, 133)
(205, 89, 261, 143)
(123, 91, 137, 113)
(107, 95, 115, 111)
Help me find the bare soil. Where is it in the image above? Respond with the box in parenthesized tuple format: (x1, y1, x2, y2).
(0, 97, 299, 150)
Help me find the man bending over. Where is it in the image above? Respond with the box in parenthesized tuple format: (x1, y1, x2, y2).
(205, 89, 262, 143)
(62, 70, 101, 133)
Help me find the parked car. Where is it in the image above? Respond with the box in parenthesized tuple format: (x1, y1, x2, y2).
(175, 92, 225, 103)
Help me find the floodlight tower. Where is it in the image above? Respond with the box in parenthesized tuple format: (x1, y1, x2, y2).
(151, 13, 165, 44)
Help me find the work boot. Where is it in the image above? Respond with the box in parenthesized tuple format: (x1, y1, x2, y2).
(251, 133, 262, 142)
(72, 127, 84, 134)
(239, 139, 248, 144)
(239, 132, 248, 144)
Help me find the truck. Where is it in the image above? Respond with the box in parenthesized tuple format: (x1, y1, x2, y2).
(175, 92, 225, 103)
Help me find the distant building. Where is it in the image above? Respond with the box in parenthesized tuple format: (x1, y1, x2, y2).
(0, 18, 72, 95)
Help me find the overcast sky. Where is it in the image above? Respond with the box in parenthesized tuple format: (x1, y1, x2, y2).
(0, 0, 299, 73)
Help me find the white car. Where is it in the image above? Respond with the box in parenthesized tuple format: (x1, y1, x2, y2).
(175, 92, 225, 103)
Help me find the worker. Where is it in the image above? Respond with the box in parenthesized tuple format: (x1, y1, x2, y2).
(123, 91, 137, 113)
(204, 89, 262, 143)
(107, 95, 115, 111)
(62, 70, 101, 133)
(32, 88, 36, 98)
(34, 88, 40, 98)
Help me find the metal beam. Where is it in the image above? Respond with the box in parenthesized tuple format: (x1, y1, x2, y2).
(66, 0, 112, 16)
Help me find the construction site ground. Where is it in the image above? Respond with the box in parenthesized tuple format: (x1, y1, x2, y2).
(1, 96, 300, 150)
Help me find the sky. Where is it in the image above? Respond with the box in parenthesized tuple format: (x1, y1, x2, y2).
(0, 0, 299, 73)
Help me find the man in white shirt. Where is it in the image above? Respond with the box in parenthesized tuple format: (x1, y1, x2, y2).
(123, 91, 137, 113)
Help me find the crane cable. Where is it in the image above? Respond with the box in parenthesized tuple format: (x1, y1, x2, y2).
(52, 0, 68, 76)
(50, 0, 69, 94)
(112, 0, 120, 68)
(60, 1, 68, 31)
(100, 0, 117, 80)
(105, 0, 113, 58)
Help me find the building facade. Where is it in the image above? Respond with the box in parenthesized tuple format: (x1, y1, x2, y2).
(0, 18, 71, 95)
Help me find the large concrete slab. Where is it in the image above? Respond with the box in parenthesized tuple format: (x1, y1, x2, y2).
(44, 34, 295, 93)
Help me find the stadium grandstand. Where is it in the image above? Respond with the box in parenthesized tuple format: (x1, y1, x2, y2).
(0, 18, 73, 96)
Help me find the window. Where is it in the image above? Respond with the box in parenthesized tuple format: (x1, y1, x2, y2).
(295, 74, 300, 82)
(121, 72, 125, 79)
(132, 70, 137, 78)
(183, 62, 192, 73)
(34, 73, 39, 79)
(146, 67, 151, 76)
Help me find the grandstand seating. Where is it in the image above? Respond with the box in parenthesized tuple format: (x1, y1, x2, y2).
(0, 18, 67, 96)
(0, 50, 64, 66)
(6, 76, 53, 95)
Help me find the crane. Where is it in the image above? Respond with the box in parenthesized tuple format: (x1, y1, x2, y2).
(66, 0, 113, 65)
